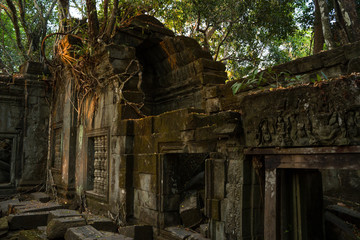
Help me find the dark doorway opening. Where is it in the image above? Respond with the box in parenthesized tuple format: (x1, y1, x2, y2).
(0, 137, 12, 185)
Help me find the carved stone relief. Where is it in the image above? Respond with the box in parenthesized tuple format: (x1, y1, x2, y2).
(254, 99, 360, 147)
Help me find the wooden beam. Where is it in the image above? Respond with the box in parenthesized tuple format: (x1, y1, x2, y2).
(265, 154, 360, 170)
(264, 168, 278, 240)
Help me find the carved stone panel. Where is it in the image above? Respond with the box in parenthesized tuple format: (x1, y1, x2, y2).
(242, 78, 360, 147)
(93, 135, 108, 195)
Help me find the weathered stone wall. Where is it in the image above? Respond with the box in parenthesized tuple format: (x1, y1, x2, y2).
(240, 77, 360, 148)
(49, 15, 360, 240)
(0, 73, 50, 194)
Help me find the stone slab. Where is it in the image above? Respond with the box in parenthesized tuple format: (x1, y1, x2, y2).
(85, 214, 117, 232)
(8, 211, 49, 230)
(84, 235, 133, 240)
(48, 209, 81, 223)
(64, 225, 103, 240)
(13, 201, 62, 214)
(30, 192, 51, 203)
(164, 226, 192, 239)
(18, 229, 47, 240)
(47, 216, 86, 239)
(118, 225, 153, 240)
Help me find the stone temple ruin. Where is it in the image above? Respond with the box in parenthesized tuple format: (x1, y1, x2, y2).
(0, 15, 360, 240)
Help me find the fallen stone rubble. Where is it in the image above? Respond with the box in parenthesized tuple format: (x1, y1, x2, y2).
(0, 193, 137, 240)
(0, 192, 211, 240)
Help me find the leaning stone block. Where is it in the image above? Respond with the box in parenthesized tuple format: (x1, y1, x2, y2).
(8, 211, 49, 230)
(85, 214, 117, 232)
(46, 216, 86, 239)
(48, 209, 81, 223)
(117, 225, 153, 240)
(30, 192, 51, 203)
(64, 225, 103, 240)
(179, 192, 203, 228)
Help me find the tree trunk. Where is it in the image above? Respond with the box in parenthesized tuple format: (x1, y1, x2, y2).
(313, 0, 325, 53)
(336, 0, 360, 42)
(318, 0, 335, 49)
(86, 0, 100, 44)
(104, 0, 118, 40)
(58, 0, 69, 32)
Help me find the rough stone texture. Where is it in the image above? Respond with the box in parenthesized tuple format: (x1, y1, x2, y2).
(0, 216, 8, 237)
(18, 229, 47, 240)
(46, 216, 86, 239)
(241, 76, 360, 147)
(0, 74, 50, 193)
(84, 214, 117, 232)
(0, 199, 19, 216)
(117, 225, 153, 240)
(64, 225, 103, 240)
(29, 192, 51, 203)
(44, 15, 360, 240)
(8, 211, 49, 230)
(13, 201, 62, 214)
(48, 209, 81, 223)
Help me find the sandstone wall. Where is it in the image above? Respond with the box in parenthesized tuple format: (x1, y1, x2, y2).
(0, 72, 50, 194)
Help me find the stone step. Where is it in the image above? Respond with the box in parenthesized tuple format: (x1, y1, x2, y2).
(47, 216, 86, 239)
(85, 214, 118, 232)
(29, 192, 51, 203)
(0, 198, 19, 216)
(8, 211, 49, 230)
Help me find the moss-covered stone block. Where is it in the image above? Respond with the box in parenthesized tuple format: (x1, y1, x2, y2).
(133, 135, 157, 154)
(153, 109, 191, 133)
(134, 154, 158, 174)
(195, 125, 217, 141)
(133, 116, 154, 136)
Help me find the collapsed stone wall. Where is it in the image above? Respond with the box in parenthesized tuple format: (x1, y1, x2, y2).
(0, 71, 50, 195)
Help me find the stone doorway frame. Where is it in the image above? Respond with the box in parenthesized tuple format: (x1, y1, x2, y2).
(245, 146, 360, 240)
(0, 132, 19, 188)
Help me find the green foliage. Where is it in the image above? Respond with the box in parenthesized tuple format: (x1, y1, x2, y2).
(0, 0, 58, 72)
(155, 0, 314, 79)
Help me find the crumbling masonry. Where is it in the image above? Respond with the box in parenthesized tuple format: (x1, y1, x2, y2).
(0, 15, 360, 240)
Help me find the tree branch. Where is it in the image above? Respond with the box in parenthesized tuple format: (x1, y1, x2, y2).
(104, 0, 118, 40)
(86, 0, 100, 43)
(101, 0, 109, 33)
(214, 23, 232, 61)
(5, 0, 28, 60)
(16, 0, 30, 41)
